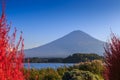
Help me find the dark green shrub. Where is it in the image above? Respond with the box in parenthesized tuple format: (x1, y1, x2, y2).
(62, 69, 100, 80)
(40, 68, 61, 80)
(57, 67, 68, 77)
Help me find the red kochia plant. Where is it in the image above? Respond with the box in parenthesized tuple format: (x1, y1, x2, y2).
(104, 34, 120, 80)
(0, 9, 25, 80)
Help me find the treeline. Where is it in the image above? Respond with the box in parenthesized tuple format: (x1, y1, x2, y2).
(24, 53, 103, 63)
(24, 60, 104, 80)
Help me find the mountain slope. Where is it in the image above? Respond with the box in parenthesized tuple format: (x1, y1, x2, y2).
(25, 30, 105, 58)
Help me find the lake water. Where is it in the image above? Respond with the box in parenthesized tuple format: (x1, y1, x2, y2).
(24, 63, 74, 69)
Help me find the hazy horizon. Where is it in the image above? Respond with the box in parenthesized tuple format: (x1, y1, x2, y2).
(1, 0, 120, 49)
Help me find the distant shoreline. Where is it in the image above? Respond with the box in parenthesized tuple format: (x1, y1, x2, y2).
(24, 53, 103, 63)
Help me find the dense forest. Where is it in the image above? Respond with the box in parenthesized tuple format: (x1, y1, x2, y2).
(24, 53, 103, 63)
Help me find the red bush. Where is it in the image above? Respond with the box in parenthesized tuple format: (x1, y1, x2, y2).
(0, 6, 25, 80)
(104, 34, 120, 80)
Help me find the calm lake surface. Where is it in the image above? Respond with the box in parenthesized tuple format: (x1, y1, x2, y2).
(24, 63, 74, 69)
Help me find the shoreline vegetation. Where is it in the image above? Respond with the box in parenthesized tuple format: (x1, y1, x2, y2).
(24, 53, 103, 63)
(24, 59, 104, 80)
(24, 53, 104, 80)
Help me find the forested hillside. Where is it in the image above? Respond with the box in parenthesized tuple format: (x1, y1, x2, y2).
(25, 53, 103, 63)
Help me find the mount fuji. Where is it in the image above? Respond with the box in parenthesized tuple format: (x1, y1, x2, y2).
(25, 30, 105, 58)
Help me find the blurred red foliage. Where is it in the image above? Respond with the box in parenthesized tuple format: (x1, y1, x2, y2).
(0, 5, 26, 80)
(104, 34, 120, 80)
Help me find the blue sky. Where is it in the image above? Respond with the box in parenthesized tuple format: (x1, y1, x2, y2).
(1, 0, 120, 49)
